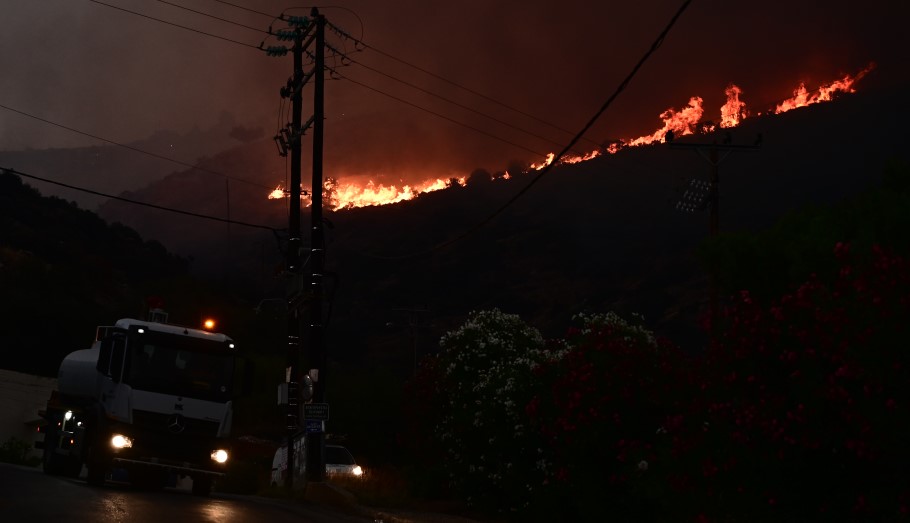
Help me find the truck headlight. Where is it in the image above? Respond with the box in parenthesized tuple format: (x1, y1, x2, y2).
(110, 434, 133, 449)
(211, 449, 229, 464)
(352, 465, 364, 477)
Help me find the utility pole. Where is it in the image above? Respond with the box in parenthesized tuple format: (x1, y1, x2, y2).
(670, 132, 761, 336)
(393, 306, 429, 377)
(304, 7, 327, 484)
(268, 13, 317, 490)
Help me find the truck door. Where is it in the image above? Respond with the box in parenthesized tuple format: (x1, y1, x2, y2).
(97, 333, 130, 421)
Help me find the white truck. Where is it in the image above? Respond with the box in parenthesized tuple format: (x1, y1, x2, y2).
(37, 313, 240, 495)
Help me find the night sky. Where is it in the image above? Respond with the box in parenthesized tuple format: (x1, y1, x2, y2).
(1, 1, 905, 184)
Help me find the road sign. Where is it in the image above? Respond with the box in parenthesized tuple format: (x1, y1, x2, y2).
(304, 402, 329, 420)
(304, 419, 324, 434)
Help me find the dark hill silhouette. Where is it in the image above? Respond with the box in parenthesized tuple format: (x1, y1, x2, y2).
(0, 113, 257, 211)
(92, 81, 908, 361)
(0, 170, 264, 377)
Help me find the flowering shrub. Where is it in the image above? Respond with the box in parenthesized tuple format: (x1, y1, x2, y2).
(689, 242, 910, 520)
(529, 311, 692, 520)
(402, 243, 910, 521)
(412, 309, 562, 513)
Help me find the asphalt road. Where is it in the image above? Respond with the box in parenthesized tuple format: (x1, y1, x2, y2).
(0, 462, 373, 523)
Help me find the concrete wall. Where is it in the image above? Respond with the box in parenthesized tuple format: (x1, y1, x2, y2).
(0, 369, 57, 459)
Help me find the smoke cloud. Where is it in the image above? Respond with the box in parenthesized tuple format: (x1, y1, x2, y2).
(0, 0, 904, 188)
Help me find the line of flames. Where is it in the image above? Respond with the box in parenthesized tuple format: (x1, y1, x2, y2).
(269, 63, 874, 210)
(268, 176, 467, 210)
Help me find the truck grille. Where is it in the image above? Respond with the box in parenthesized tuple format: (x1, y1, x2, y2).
(132, 409, 220, 438)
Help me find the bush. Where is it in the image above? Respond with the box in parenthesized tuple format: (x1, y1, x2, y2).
(404, 309, 562, 515)
(529, 312, 692, 521)
(688, 242, 910, 520)
(0, 437, 41, 467)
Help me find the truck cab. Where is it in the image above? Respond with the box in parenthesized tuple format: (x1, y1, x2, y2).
(40, 315, 239, 495)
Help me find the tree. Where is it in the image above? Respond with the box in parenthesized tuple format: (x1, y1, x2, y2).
(403, 309, 557, 514)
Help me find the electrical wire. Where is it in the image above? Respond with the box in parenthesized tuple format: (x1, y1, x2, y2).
(2, 167, 281, 232)
(326, 20, 602, 148)
(211, 0, 272, 18)
(0, 102, 275, 191)
(359, 0, 693, 261)
(333, 71, 547, 158)
(86, 0, 261, 49)
(211, 0, 598, 148)
(326, 44, 578, 154)
(155, 0, 268, 34)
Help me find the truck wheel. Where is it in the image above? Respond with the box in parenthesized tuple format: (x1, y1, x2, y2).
(42, 436, 65, 476)
(41, 443, 64, 476)
(191, 476, 213, 496)
(85, 446, 108, 486)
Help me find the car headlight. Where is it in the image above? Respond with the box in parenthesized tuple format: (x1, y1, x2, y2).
(352, 465, 363, 477)
(211, 449, 229, 464)
(110, 434, 133, 449)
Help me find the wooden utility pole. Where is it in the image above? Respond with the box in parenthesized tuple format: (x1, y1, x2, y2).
(268, 13, 316, 490)
(393, 306, 429, 376)
(284, 19, 305, 491)
(269, 7, 329, 488)
(305, 7, 327, 484)
(670, 135, 761, 334)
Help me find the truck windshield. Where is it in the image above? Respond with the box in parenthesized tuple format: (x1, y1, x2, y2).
(126, 340, 234, 402)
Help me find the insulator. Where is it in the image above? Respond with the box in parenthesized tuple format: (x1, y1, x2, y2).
(287, 15, 309, 28)
(276, 29, 296, 41)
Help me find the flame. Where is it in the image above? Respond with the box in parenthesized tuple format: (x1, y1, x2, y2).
(267, 64, 873, 209)
(561, 149, 602, 165)
(720, 84, 747, 128)
(270, 176, 467, 210)
(627, 96, 704, 147)
(774, 63, 874, 114)
(529, 152, 556, 170)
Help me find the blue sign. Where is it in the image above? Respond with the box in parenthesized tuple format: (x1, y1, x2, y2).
(305, 419, 324, 433)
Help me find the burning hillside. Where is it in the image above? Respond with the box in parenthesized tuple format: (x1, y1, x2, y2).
(270, 63, 875, 211)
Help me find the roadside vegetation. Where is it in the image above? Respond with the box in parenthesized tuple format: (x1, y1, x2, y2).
(389, 163, 910, 522)
(0, 437, 41, 467)
(5, 156, 907, 520)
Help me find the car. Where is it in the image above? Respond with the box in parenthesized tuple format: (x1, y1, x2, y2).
(325, 444, 364, 478)
(270, 434, 305, 487)
(270, 439, 363, 486)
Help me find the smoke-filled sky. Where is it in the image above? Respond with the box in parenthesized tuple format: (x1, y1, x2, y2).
(0, 0, 905, 181)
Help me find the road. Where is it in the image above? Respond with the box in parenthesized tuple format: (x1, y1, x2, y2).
(0, 462, 372, 523)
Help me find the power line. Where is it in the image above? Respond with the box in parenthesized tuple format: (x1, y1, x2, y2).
(334, 71, 547, 158)
(211, 0, 598, 147)
(3, 167, 280, 232)
(155, 0, 268, 34)
(86, 0, 261, 49)
(0, 102, 275, 191)
(212, 0, 272, 18)
(326, 20, 602, 148)
(326, 44, 577, 153)
(361, 0, 693, 261)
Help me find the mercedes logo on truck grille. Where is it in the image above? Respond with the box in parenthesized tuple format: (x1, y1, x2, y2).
(167, 414, 186, 434)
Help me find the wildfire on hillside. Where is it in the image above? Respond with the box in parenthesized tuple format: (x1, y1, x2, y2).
(268, 176, 467, 210)
(269, 63, 874, 210)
